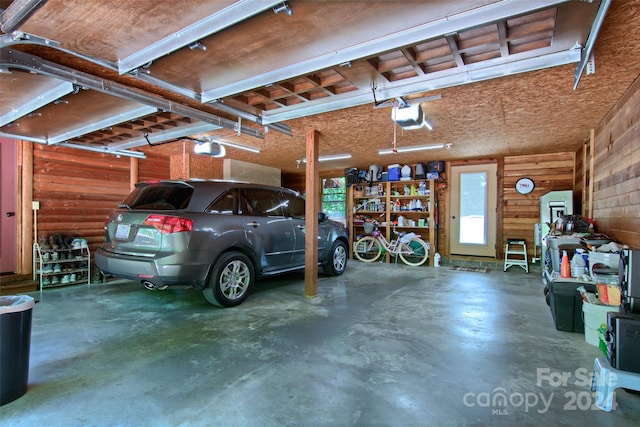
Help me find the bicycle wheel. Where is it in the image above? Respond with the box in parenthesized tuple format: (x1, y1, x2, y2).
(354, 236, 382, 262)
(399, 238, 430, 266)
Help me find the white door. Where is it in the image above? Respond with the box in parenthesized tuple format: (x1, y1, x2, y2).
(450, 163, 497, 257)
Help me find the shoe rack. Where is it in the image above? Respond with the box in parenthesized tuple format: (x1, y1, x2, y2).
(33, 233, 91, 298)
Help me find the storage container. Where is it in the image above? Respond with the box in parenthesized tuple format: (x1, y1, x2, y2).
(388, 164, 401, 181)
(583, 301, 617, 346)
(547, 237, 582, 273)
(588, 251, 620, 276)
(547, 279, 596, 332)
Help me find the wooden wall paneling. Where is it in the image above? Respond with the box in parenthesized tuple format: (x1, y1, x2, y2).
(574, 140, 584, 215)
(592, 76, 640, 248)
(578, 134, 593, 218)
(503, 152, 575, 261)
(588, 129, 595, 218)
(138, 151, 171, 181)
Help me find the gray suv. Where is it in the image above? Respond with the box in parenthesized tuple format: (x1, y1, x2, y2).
(95, 180, 348, 307)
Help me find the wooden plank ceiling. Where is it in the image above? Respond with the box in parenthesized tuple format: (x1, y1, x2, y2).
(1, 0, 639, 173)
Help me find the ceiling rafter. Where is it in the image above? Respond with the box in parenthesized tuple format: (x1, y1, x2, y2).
(400, 47, 427, 76)
(497, 22, 510, 57)
(303, 75, 335, 96)
(445, 35, 466, 68)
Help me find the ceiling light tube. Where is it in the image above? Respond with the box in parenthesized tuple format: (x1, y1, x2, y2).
(208, 138, 260, 154)
(378, 143, 452, 155)
(298, 153, 352, 163)
(61, 142, 146, 159)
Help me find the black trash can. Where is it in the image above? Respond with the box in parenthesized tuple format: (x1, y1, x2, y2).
(0, 295, 35, 405)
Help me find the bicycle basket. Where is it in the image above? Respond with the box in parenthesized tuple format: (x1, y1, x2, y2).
(363, 222, 375, 234)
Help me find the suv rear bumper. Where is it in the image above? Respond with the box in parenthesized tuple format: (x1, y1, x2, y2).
(95, 248, 209, 289)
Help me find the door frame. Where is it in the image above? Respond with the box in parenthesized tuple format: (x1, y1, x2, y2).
(449, 162, 498, 257)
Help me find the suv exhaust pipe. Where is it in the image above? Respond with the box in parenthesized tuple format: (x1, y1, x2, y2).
(142, 280, 168, 291)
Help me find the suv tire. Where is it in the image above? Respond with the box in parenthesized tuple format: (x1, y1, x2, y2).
(203, 252, 255, 307)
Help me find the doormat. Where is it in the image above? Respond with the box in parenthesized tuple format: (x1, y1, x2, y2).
(450, 266, 491, 273)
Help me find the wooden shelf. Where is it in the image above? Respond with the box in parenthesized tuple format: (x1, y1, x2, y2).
(348, 179, 437, 266)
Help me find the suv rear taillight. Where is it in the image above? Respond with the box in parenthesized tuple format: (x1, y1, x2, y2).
(143, 215, 193, 234)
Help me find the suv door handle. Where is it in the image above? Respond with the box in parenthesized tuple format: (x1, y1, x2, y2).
(5, 212, 15, 217)
(246, 221, 260, 228)
(296, 225, 305, 230)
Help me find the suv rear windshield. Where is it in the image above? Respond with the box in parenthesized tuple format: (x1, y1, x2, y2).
(120, 184, 194, 210)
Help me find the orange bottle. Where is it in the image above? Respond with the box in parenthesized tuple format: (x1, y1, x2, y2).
(560, 250, 571, 278)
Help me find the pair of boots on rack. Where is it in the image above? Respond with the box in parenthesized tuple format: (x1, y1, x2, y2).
(38, 233, 74, 250)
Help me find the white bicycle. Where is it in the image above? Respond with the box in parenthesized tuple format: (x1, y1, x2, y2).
(354, 221, 430, 266)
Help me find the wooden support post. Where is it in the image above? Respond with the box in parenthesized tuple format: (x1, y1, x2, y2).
(20, 140, 33, 275)
(588, 128, 595, 218)
(130, 156, 139, 190)
(304, 129, 319, 299)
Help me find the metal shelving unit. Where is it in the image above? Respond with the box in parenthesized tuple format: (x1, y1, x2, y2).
(33, 242, 91, 299)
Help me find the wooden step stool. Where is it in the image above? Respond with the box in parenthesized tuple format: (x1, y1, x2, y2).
(504, 238, 528, 273)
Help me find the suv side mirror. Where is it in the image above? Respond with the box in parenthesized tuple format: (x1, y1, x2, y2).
(318, 212, 328, 222)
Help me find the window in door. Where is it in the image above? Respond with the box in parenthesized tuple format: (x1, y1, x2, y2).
(450, 163, 497, 257)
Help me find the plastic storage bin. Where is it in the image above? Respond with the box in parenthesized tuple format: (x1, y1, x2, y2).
(387, 164, 401, 181)
(583, 301, 618, 346)
(547, 237, 582, 273)
(588, 251, 620, 276)
(548, 279, 595, 332)
(0, 295, 35, 405)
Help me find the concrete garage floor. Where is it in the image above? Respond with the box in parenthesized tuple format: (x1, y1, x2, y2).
(2, 261, 639, 426)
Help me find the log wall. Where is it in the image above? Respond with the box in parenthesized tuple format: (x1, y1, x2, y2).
(32, 144, 169, 251)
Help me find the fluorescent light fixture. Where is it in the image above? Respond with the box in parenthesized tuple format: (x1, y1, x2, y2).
(208, 138, 260, 154)
(379, 143, 452, 155)
(297, 153, 352, 163)
(61, 142, 146, 159)
(392, 104, 433, 130)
